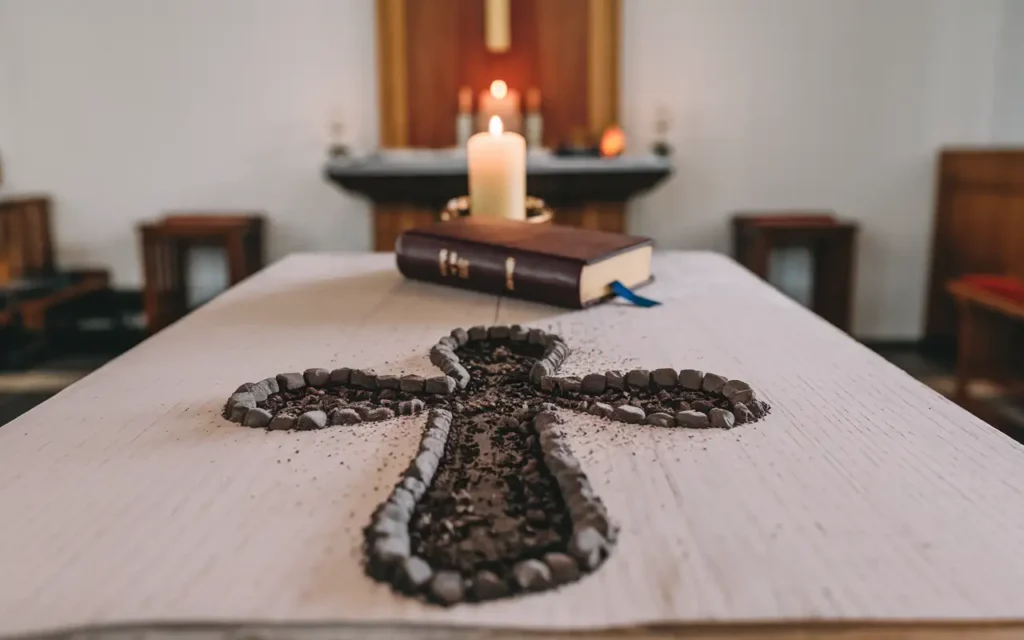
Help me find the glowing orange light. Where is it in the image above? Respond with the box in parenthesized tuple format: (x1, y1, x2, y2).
(490, 80, 508, 99)
(488, 115, 504, 136)
(600, 125, 626, 157)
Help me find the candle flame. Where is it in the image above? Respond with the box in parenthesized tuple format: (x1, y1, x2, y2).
(490, 80, 508, 99)
(489, 115, 504, 136)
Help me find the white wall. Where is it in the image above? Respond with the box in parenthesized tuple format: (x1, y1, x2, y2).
(2, 0, 1018, 338)
(1, 0, 377, 298)
(623, 0, 1005, 339)
(993, 0, 1024, 141)
(0, 2, 12, 186)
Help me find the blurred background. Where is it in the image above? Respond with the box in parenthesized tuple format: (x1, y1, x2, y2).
(1, 0, 1022, 437)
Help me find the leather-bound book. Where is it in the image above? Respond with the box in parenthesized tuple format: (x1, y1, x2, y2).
(395, 217, 653, 308)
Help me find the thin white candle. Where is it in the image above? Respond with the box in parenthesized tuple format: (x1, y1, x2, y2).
(467, 115, 526, 220)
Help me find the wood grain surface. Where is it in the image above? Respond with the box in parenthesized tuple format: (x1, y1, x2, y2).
(1, 252, 1023, 639)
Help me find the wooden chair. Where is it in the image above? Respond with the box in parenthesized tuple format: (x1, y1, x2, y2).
(0, 195, 109, 333)
(139, 213, 265, 332)
(732, 212, 859, 332)
(947, 275, 1024, 404)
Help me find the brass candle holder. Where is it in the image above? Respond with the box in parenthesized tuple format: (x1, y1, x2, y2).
(441, 196, 553, 224)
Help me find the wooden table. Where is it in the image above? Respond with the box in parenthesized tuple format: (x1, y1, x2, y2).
(1, 252, 1023, 639)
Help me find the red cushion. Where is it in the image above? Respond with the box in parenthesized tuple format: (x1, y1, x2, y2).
(959, 274, 1024, 304)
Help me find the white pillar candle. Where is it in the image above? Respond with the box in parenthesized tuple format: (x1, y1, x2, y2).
(467, 115, 526, 220)
(477, 80, 522, 134)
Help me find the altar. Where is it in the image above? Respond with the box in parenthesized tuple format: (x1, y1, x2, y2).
(1, 251, 1023, 638)
(325, 149, 672, 251)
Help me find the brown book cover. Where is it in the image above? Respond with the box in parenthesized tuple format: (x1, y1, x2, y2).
(395, 217, 654, 308)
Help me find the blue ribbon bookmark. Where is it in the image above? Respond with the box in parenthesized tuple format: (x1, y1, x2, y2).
(610, 280, 662, 308)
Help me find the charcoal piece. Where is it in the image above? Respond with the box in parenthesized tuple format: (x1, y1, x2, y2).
(227, 392, 255, 422)
(401, 476, 427, 500)
(581, 373, 607, 395)
(557, 376, 581, 394)
(527, 328, 547, 344)
(243, 407, 273, 429)
(729, 388, 756, 405)
(377, 374, 401, 390)
(678, 369, 704, 390)
(276, 372, 306, 392)
(268, 413, 297, 431)
(237, 381, 268, 403)
(427, 409, 453, 431)
(430, 571, 465, 605)
(509, 324, 529, 341)
(544, 552, 580, 584)
(722, 379, 751, 398)
(467, 325, 488, 341)
(651, 368, 678, 388)
(645, 412, 675, 427)
(329, 408, 362, 425)
(472, 570, 509, 600)
(365, 407, 395, 422)
(437, 336, 460, 351)
(410, 452, 439, 482)
(534, 410, 562, 431)
(488, 325, 510, 339)
(588, 402, 613, 418)
(398, 556, 433, 592)
(450, 327, 469, 346)
(750, 399, 769, 418)
(733, 402, 756, 425)
(611, 405, 645, 424)
(369, 516, 404, 539)
(304, 368, 331, 388)
(424, 376, 456, 395)
(625, 369, 650, 389)
(329, 368, 351, 386)
(259, 377, 280, 394)
(389, 487, 417, 513)
(540, 375, 558, 392)
(675, 410, 710, 429)
(399, 374, 425, 393)
(444, 363, 471, 389)
(605, 370, 625, 390)
(691, 400, 715, 414)
(373, 534, 410, 565)
(430, 345, 458, 368)
(709, 407, 736, 429)
(297, 410, 327, 430)
(530, 360, 553, 385)
(702, 373, 728, 394)
(397, 399, 425, 416)
(350, 370, 377, 390)
(569, 526, 608, 571)
(513, 559, 553, 591)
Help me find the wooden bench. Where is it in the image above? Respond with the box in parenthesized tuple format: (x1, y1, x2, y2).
(948, 275, 1024, 402)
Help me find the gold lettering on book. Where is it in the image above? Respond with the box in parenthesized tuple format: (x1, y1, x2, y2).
(505, 257, 515, 291)
(439, 248, 470, 279)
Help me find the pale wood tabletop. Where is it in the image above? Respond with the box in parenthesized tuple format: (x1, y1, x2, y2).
(1, 252, 1022, 639)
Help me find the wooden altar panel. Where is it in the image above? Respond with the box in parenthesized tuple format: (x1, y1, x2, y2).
(381, 0, 617, 149)
(925, 149, 1024, 346)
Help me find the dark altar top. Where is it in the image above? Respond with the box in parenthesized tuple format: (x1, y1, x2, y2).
(324, 149, 672, 207)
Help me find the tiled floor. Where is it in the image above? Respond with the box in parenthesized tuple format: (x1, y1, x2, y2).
(871, 344, 1024, 443)
(0, 354, 112, 426)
